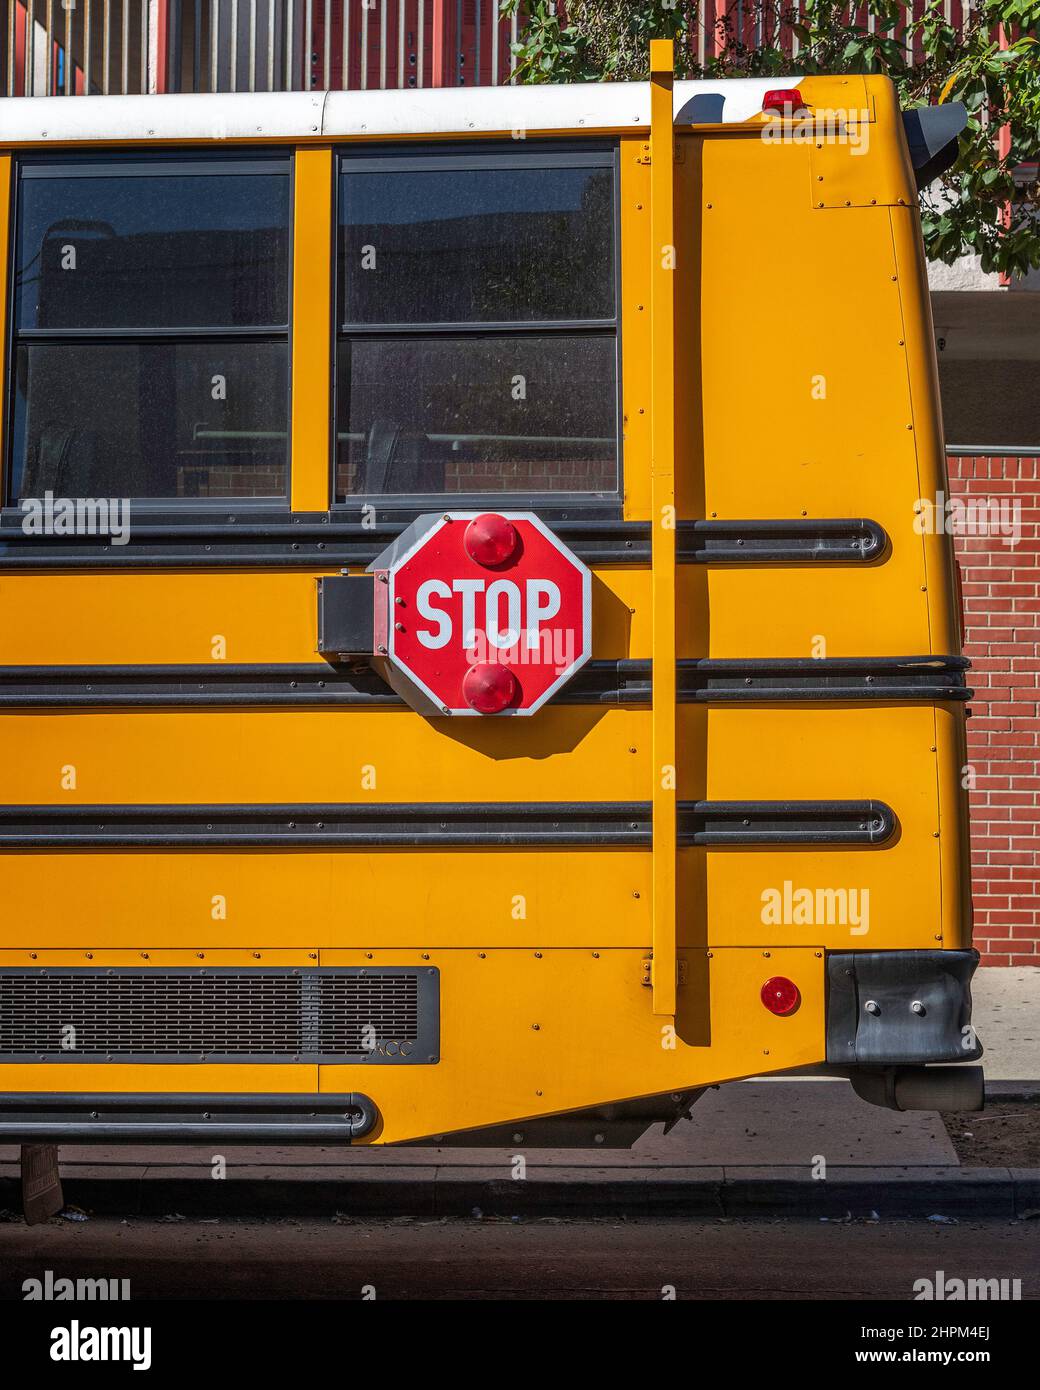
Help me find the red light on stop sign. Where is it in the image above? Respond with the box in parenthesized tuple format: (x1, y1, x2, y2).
(761, 976, 801, 1016)
(463, 663, 519, 714)
(464, 513, 519, 568)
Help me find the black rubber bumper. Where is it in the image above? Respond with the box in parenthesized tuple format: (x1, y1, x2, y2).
(826, 949, 982, 1066)
(0, 1092, 379, 1144)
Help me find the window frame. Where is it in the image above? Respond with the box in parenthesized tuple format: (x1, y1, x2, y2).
(4, 148, 296, 514)
(331, 140, 624, 517)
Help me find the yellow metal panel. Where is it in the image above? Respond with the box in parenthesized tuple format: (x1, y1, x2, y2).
(808, 81, 914, 210)
(0, 566, 653, 664)
(318, 946, 825, 1142)
(290, 147, 333, 513)
(0, 707, 651, 803)
(0, 1064, 318, 1094)
(0, 947, 824, 1137)
(649, 38, 678, 1016)
(0, 950, 316, 967)
(0, 850, 651, 950)
(889, 201, 961, 656)
(687, 704, 942, 950)
(619, 139, 652, 520)
(934, 703, 973, 950)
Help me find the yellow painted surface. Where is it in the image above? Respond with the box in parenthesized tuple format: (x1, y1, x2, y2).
(0, 76, 973, 1141)
(0, 563, 942, 662)
(0, 947, 825, 1142)
(649, 39, 678, 1015)
(290, 147, 333, 513)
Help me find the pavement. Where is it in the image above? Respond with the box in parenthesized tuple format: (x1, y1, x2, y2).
(0, 966, 1036, 1220)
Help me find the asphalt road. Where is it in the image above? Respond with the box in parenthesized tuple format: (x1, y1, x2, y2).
(0, 1216, 1036, 1300)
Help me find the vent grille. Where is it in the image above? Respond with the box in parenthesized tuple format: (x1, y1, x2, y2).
(0, 969, 437, 1064)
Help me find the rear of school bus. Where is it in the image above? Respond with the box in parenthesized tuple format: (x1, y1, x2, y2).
(0, 48, 981, 1151)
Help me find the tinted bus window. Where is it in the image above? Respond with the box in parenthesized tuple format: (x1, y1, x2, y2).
(9, 158, 291, 504)
(339, 165, 614, 325)
(335, 150, 618, 500)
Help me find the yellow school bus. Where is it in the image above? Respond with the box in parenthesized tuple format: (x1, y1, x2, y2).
(0, 44, 981, 1149)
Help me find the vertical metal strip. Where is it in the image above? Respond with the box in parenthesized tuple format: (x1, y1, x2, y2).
(343, 0, 351, 89)
(6, 0, 14, 97)
(285, 0, 294, 89)
(304, 0, 312, 89)
(324, 0, 331, 88)
(290, 148, 334, 513)
(649, 40, 678, 1018)
(24, 0, 34, 95)
(230, 0, 238, 90)
(379, 0, 387, 88)
(101, 0, 110, 93)
(249, 0, 257, 92)
(474, 0, 480, 85)
(84, 0, 92, 93)
(266, 0, 274, 90)
(417, 0, 424, 87)
(360, 0, 368, 88)
(209, 0, 218, 92)
(122, 0, 130, 94)
(397, 0, 404, 87)
(431, 0, 444, 85)
(47, 0, 56, 95)
(140, 0, 147, 94)
(490, 0, 498, 85)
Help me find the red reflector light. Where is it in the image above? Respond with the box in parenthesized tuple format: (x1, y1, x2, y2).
(762, 88, 805, 114)
(761, 976, 801, 1016)
(464, 513, 519, 568)
(462, 662, 519, 714)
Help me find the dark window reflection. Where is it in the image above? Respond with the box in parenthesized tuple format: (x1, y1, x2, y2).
(336, 336, 617, 496)
(12, 342, 288, 500)
(15, 168, 290, 330)
(339, 166, 614, 325)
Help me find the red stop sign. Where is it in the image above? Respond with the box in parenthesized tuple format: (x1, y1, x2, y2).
(370, 511, 591, 716)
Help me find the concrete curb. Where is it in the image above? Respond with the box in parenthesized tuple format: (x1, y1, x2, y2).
(3, 1167, 1037, 1221)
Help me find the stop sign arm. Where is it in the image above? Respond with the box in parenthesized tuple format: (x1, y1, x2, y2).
(649, 38, 679, 1019)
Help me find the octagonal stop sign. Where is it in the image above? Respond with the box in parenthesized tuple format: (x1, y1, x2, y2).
(369, 511, 592, 716)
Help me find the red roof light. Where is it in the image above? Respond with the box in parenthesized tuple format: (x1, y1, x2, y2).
(762, 88, 806, 115)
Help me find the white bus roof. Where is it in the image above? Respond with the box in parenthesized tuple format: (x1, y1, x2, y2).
(0, 78, 804, 145)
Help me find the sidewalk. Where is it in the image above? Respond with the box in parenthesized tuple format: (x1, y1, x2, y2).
(1, 967, 1035, 1220)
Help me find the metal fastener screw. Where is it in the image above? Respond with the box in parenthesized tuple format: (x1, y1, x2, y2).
(864, 999, 880, 1015)
(911, 1001, 925, 1015)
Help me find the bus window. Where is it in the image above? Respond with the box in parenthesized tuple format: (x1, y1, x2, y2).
(334, 149, 619, 499)
(8, 157, 291, 502)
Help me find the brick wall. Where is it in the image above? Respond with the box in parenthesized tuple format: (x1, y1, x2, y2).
(947, 453, 1039, 965)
